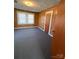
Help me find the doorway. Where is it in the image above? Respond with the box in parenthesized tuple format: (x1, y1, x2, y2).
(44, 11, 53, 36)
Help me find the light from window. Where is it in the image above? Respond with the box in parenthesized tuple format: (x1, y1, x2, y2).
(17, 11, 34, 25)
(28, 13, 34, 24)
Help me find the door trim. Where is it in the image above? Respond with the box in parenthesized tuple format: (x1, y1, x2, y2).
(44, 11, 53, 37)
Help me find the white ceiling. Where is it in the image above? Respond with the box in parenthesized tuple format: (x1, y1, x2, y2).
(14, 0, 60, 12)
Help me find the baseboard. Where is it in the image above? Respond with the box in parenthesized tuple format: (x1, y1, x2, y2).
(48, 33, 53, 37)
(38, 27, 45, 31)
(14, 26, 38, 29)
(38, 27, 53, 37)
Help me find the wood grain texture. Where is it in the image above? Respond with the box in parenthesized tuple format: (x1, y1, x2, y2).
(50, 0, 65, 59)
(38, 0, 65, 59)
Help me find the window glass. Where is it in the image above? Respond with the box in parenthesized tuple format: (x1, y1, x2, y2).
(17, 11, 34, 25)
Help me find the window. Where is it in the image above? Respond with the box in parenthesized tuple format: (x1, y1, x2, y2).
(17, 11, 34, 25)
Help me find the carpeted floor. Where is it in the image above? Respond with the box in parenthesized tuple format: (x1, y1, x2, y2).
(14, 27, 51, 59)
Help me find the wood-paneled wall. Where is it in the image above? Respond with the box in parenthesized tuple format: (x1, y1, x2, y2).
(38, 11, 45, 29)
(34, 13, 39, 26)
(38, 0, 65, 59)
(14, 9, 17, 27)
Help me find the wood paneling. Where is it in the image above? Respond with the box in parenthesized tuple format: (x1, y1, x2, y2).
(38, 0, 65, 59)
(34, 13, 39, 26)
(14, 9, 17, 27)
(38, 11, 45, 29)
(45, 13, 51, 32)
(51, 0, 65, 59)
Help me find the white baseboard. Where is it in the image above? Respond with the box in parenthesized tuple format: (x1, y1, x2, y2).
(38, 27, 53, 37)
(48, 33, 53, 37)
(14, 26, 38, 29)
(38, 27, 45, 31)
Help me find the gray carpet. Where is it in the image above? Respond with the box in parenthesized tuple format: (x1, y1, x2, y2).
(14, 27, 51, 59)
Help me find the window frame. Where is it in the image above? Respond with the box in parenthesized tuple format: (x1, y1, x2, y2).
(16, 11, 35, 25)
